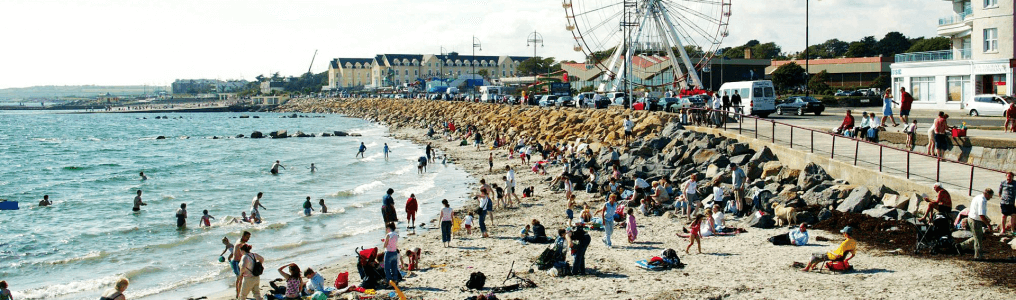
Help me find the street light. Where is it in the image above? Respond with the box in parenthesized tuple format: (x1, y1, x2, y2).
(804, 0, 822, 98)
(472, 36, 482, 91)
(527, 30, 544, 75)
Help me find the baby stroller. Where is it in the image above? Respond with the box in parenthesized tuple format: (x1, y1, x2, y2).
(913, 214, 957, 255)
(354, 247, 388, 289)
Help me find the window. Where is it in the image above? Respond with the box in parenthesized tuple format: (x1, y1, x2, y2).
(984, 28, 998, 52)
(911, 77, 936, 102)
(946, 76, 970, 102)
(984, 0, 997, 8)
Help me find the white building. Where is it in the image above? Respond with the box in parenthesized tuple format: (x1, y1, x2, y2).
(890, 0, 1013, 110)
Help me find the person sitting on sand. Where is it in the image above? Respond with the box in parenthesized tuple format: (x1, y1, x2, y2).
(303, 267, 334, 296)
(99, 278, 129, 300)
(276, 263, 304, 300)
(801, 226, 856, 272)
(580, 204, 593, 223)
(523, 219, 551, 244)
(39, 194, 52, 207)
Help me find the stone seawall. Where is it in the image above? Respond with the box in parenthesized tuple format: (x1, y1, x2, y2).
(276, 98, 673, 147)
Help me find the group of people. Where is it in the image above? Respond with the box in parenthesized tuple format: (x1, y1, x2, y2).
(835, 87, 962, 158)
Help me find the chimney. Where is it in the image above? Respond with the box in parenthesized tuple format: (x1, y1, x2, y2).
(744, 48, 752, 59)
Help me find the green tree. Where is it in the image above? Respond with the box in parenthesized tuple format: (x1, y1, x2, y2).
(517, 57, 559, 75)
(869, 74, 890, 89)
(476, 69, 489, 79)
(682, 45, 705, 58)
(799, 38, 849, 59)
(808, 70, 831, 94)
(906, 37, 951, 52)
(771, 62, 806, 91)
(845, 36, 878, 57)
(875, 31, 912, 57)
(750, 42, 782, 59)
(579, 85, 596, 93)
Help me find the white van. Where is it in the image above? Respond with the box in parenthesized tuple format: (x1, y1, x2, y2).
(717, 80, 777, 117)
(964, 94, 1014, 116)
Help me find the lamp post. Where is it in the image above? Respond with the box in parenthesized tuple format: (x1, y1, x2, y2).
(527, 30, 544, 75)
(472, 36, 482, 93)
(440, 46, 447, 84)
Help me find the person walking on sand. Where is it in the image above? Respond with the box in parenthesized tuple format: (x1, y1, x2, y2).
(405, 194, 418, 230)
(356, 142, 366, 158)
(1000, 172, 1016, 235)
(175, 203, 187, 228)
(200, 210, 215, 227)
(880, 89, 900, 127)
(476, 191, 493, 238)
(251, 192, 267, 221)
(132, 190, 146, 212)
(302, 196, 314, 216)
(39, 194, 52, 207)
(99, 278, 129, 300)
(488, 152, 493, 173)
(270, 160, 286, 175)
(626, 207, 638, 243)
(381, 188, 398, 224)
(596, 194, 619, 248)
(384, 143, 390, 161)
(439, 199, 454, 247)
(961, 188, 994, 259)
(505, 165, 518, 207)
(236, 244, 265, 300)
(425, 143, 432, 162)
(682, 214, 705, 254)
(230, 231, 252, 276)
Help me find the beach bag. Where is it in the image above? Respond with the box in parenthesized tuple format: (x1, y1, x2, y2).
(465, 272, 486, 290)
(247, 254, 264, 276)
(334, 271, 349, 289)
(825, 260, 852, 272)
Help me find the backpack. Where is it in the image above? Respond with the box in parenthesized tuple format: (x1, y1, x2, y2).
(247, 253, 264, 276)
(465, 272, 486, 290)
(334, 271, 349, 289)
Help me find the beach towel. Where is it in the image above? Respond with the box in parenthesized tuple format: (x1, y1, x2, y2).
(635, 257, 683, 271)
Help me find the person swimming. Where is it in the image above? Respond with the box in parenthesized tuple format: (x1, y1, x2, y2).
(270, 160, 286, 175)
(139, 171, 147, 181)
(319, 199, 327, 213)
(39, 195, 52, 207)
(201, 210, 215, 227)
(309, 163, 317, 173)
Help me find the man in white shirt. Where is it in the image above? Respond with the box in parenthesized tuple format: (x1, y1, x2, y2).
(505, 165, 518, 207)
(960, 188, 994, 260)
(622, 116, 635, 143)
(711, 93, 724, 127)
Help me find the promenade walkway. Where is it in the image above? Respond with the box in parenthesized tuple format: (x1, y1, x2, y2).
(686, 110, 1010, 218)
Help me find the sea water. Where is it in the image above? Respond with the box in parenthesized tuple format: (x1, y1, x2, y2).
(0, 110, 474, 299)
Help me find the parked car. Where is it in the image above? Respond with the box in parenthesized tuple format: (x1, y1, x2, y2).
(555, 96, 575, 107)
(669, 95, 708, 112)
(964, 94, 1015, 116)
(638, 97, 661, 111)
(776, 96, 825, 116)
(654, 97, 681, 112)
(538, 95, 559, 107)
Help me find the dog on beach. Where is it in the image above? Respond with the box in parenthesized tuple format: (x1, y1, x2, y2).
(771, 202, 797, 227)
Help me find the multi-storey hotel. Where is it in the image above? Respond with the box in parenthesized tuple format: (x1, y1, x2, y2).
(890, 0, 1014, 110)
(325, 52, 530, 91)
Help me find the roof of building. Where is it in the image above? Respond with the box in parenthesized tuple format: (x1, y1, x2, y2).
(766, 57, 893, 74)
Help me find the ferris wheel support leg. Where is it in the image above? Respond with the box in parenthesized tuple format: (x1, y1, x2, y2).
(658, 5, 703, 88)
(650, 13, 687, 90)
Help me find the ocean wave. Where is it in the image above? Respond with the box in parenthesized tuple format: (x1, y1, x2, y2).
(122, 269, 222, 300)
(14, 274, 120, 300)
(400, 174, 436, 198)
(329, 180, 383, 198)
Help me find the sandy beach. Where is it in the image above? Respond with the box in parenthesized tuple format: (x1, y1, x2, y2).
(200, 99, 1013, 300)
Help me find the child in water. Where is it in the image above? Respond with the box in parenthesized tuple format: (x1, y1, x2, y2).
(200, 210, 215, 227)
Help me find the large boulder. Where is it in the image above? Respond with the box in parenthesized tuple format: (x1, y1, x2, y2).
(705, 164, 723, 178)
(727, 143, 751, 156)
(801, 183, 839, 207)
(777, 168, 801, 185)
(881, 193, 909, 210)
(270, 130, 288, 138)
(798, 163, 833, 191)
(250, 131, 264, 139)
(757, 161, 783, 179)
(748, 146, 777, 166)
(333, 131, 349, 136)
(836, 186, 873, 213)
(817, 208, 832, 222)
(646, 137, 672, 150)
(729, 154, 752, 167)
(795, 211, 817, 225)
(692, 149, 721, 165)
(863, 206, 897, 219)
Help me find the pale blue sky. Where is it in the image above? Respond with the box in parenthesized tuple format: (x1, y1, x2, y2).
(0, 0, 950, 88)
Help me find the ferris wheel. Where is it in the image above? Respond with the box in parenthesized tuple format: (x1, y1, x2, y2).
(564, 0, 731, 92)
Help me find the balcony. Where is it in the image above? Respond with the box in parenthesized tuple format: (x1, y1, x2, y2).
(937, 9, 973, 37)
(894, 49, 971, 63)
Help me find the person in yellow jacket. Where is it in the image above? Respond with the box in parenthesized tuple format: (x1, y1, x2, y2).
(802, 226, 856, 272)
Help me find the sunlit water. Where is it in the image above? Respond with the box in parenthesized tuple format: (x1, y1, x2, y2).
(0, 110, 473, 299)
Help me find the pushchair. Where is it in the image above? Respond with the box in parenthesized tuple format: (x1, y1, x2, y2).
(913, 214, 958, 255)
(354, 247, 388, 289)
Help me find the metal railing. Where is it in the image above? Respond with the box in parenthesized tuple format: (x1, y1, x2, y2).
(895, 50, 955, 63)
(938, 9, 972, 26)
(682, 107, 1008, 197)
